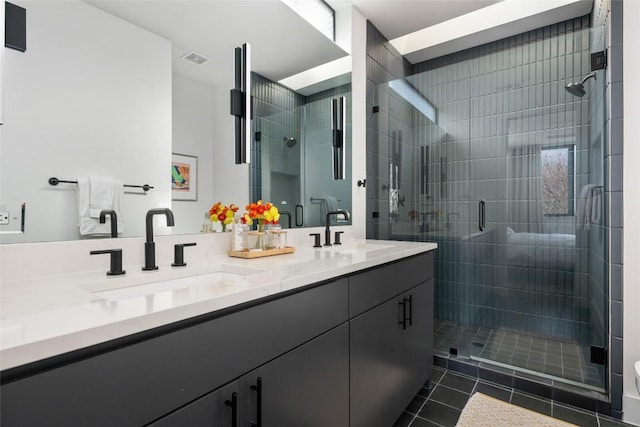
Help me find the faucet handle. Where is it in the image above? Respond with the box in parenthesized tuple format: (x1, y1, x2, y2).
(90, 249, 126, 276)
(309, 233, 322, 248)
(172, 242, 197, 267)
(334, 231, 344, 245)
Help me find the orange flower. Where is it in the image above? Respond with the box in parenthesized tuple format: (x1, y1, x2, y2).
(209, 202, 239, 226)
(243, 200, 280, 230)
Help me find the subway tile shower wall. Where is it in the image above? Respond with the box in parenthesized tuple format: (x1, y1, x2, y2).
(367, 0, 624, 416)
(369, 16, 595, 342)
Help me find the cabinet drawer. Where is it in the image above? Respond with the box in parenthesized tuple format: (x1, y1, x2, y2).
(349, 251, 433, 317)
(1, 278, 348, 427)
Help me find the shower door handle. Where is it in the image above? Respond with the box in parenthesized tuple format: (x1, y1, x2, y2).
(478, 200, 486, 231)
(295, 204, 304, 227)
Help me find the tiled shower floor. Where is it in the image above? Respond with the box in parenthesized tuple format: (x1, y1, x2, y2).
(434, 320, 605, 390)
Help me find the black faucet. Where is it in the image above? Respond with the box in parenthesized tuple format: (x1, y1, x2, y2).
(143, 208, 175, 271)
(324, 210, 349, 246)
(90, 249, 125, 276)
(279, 211, 292, 229)
(99, 209, 118, 238)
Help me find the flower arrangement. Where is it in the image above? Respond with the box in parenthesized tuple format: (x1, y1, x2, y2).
(209, 202, 239, 232)
(242, 200, 280, 232)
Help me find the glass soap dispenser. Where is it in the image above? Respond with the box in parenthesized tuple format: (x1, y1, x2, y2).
(231, 216, 248, 251)
(201, 212, 212, 233)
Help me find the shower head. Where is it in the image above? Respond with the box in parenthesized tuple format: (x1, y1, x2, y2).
(284, 136, 297, 148)
(565, 72, 596, 98)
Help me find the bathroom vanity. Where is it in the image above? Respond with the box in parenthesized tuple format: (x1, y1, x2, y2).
(0, 240, 435, 426)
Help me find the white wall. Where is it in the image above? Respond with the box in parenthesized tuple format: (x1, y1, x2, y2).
(211, 84, 250, 210)
(351, 6, 367, 239)
(171, 74, 215, 234)
(623, 0, 640, 424)
(0, 1, 172, 242)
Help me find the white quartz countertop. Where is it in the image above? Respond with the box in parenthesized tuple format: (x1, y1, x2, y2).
(0, 239, 436, 371)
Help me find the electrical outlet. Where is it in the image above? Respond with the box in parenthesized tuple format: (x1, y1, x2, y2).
(0, 212, 9, 225)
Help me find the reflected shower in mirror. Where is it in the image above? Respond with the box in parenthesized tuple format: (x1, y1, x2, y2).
(251, 72, 352, 228)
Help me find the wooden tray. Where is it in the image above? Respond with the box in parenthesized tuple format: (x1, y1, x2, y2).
(228, 246, 295, 259)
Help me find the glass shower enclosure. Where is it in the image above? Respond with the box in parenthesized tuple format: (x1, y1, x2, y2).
(373, 17, 607, 391)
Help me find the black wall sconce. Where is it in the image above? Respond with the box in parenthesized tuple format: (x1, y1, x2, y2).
(230, 43, 251, 164)
(331, 96, 346, 180)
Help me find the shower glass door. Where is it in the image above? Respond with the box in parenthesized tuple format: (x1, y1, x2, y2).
(465, 20, 606, 392)
(375, 16, 607, 392)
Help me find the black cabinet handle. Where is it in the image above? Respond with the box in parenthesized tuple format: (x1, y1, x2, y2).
(250, 377, 262, 427)
(224, 392, 238, 427)
(478, 199, 486, 231)
(398, 300, 407, 330)
(295, 204, 304, 227)
(406, 295, 413, 326)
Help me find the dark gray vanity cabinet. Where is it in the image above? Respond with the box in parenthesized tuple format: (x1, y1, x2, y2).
(399, 280, 433, 406)
(1, 279, 348, 427)
(1, 251, 434, 427)
(240, 323, 349, 427)
(148, 381, 240, 427)
(151, 324, 349, 427)
(349, 251, 434, 427)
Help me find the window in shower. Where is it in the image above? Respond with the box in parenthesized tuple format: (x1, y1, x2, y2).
(541, 145, 575, 216)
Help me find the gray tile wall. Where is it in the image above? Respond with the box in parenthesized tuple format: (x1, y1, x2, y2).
(592, 0, 624, 416)
(251, 73, 304, 203)
(367, 0, 623, 418)
(408, 17, 595, 344)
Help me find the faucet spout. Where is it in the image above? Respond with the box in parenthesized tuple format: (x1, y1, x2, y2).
(143, 208, 175, 271)
(145, 208, 175, 243)
(99, 209, 118, 238)
(324, 210, 349, 246)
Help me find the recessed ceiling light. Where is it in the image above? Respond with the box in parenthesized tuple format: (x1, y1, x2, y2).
(181, 51, 210, 66)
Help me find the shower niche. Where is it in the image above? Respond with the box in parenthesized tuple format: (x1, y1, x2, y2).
(251, 73, 352, 228)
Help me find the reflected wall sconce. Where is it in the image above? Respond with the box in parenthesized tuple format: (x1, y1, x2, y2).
(231, 43, 251, 164)
(331, 96, 346, 180)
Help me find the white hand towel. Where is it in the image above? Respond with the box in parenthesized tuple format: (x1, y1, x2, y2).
(88, 176, 115, 218)
(76, 177, 124, 236)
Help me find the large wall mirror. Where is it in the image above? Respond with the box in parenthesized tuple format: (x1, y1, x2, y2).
(0, 0, 351, 244)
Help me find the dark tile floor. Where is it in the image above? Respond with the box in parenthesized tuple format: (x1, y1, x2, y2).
(434, 320, 605, 390)
(393, 367, 631, 427)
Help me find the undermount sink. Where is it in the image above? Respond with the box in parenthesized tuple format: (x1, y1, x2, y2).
(93, 264, 265, 302)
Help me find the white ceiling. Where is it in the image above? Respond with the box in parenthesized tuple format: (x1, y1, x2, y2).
(350, 0, 501, 40)
(86, 0, 594, 90)
(87, 1, 349, 89)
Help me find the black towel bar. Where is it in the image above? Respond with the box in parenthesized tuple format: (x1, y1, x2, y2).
(48, 177, 153, 192)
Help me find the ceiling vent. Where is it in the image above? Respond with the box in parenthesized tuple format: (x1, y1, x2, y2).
(181, 51, 210, 66)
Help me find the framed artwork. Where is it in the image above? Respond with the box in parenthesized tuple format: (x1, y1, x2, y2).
(171, 153, 198, 201)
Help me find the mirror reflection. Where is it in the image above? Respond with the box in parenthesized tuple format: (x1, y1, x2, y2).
(251, 73, 352, 228)
(0, 0, 350, 244)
